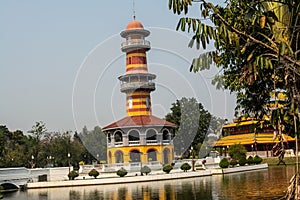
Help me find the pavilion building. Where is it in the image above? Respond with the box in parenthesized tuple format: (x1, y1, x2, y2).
(214, 117, 295, 157)
(102, 20, 176, 166)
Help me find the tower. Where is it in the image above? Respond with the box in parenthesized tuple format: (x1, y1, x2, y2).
(102, 20, 175, 169)
(119, 20, 155, 116)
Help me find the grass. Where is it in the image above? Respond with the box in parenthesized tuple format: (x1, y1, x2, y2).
(262, 156, 300, 166)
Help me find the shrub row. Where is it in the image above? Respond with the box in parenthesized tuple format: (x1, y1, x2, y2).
(219, 155, 263, 168)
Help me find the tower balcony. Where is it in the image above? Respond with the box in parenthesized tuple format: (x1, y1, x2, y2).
(120, 81, 155, 92)
(121, 39, 151, 52)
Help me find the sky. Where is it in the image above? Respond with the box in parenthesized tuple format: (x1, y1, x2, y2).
(0, 0, 235, 133)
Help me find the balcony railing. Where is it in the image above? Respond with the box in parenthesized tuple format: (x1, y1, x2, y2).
(129, 141, 140, 145)
(114, 142, 123, 146)
(146, 140, 158, 144)
(120, 82, 155, 92)
(121, 39, 150, 51)
(163, 140, 171, 144)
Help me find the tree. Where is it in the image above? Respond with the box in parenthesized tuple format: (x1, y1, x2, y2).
(165, 97, 211, 156)
(165, 97, 225, 157)
(28, 121, 47, 141)
(168, 0, 299, 134)
(168, 1, 299, 195)
(228, 144, 247, 160)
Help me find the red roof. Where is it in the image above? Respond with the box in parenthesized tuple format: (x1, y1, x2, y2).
(102, 115, 176, 131)
(126, 20, 144, 30)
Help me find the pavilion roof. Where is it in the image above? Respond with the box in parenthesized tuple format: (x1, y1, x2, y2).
(102, 115, 176, 131)
(214, 133, 295, 147)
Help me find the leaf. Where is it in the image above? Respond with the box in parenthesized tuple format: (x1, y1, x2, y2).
(168, 0, 173, 10)
(181, 18, 186, 31)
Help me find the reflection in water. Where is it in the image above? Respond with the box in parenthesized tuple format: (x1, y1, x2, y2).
(3, 166, 296, 200)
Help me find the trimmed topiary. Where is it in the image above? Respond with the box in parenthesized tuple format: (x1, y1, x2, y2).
(238, 156, 247, 166)
(229, 159, 237, 167)
(163, 165, 173, 174)
(180, 163, 192, 172)
(141, 165, 151, 175)
(68, 170, 79, 180)
(253, 155, 263, 164)
(88, 168, 100, 179)
(219, 158, 229, 168)
(247, 156, 254, 165)
(117, 167, 128, 177)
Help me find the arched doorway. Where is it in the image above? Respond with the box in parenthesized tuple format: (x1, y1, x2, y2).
(129, 149, 141, 162)
(163, 148, 170, 164)
(147, 149, 157, 162)
(115, 150, 124, 163)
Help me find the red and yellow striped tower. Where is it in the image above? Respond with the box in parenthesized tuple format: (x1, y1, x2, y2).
(102, 20, 175, 167)
(119, 20, 155, 116)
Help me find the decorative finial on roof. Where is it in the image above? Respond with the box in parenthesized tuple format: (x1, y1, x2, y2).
(133, 0, 136, 20)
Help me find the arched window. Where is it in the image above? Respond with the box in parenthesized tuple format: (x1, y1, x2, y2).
(107, 133, 111, 143)
(163, 148, 170, 165)
(129, 150, 141, 162)
(146, 97, 150, 108)
(115, 151, 124, 163)
(163, 129, 170, 141)
(128, 130, 140, 141)
(114, 131, 123, 142)
(147, 149, 157, 161)
(146, 129, 157, 140)
(128, 97, 133, 109)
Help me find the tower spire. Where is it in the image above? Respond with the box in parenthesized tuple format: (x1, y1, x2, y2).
(133, 0, 136, 20)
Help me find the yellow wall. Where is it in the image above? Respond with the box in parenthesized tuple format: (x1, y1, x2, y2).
(107, 145, 174, 164)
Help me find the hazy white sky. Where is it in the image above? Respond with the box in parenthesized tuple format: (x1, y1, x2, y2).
(0, 0, 235, 133)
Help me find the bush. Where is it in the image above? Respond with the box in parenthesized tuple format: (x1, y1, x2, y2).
(180, 163, 192, 172)
(219, 158, 229, 168)
(163, 165, 173, 174)
(68, 170, 79, 180)
(88, 169, 99, 179)
(238, 156, 247, 166)
(253, 155, 263, 164)
(228, 144, 247, 160)
(247, 156, 254, 165)
(116, 167, 128, 177)
(229, 159, 237, 167)
(141, 165, 151, 175)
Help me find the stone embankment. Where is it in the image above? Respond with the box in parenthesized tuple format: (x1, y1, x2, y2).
(26, 163, 268, 189)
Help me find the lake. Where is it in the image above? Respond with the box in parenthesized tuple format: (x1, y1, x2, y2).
(3, 165, 296, 200)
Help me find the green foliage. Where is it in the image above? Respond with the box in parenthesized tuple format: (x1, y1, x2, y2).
(229, 159, 237, 167)
(228, 144, 247, 160)
(0, 124, 100, 168)
(238, 156, 247, 166)
(116, 167, 128, 177)
(180, 163, 192, 172)
(168, 0, 300, 138)
(163, 165, 173, 174)
(219, 158, 229, 168)
(253, 155, 263, 164)
(165, 97, 226, 157)
(141, 165, 151, 175)
(68, 170, 79, 180)
(247, 156, 254, 165)
(88, 169, 100, 179)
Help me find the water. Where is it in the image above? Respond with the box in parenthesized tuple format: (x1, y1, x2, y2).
(3, 166, 296, 200)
